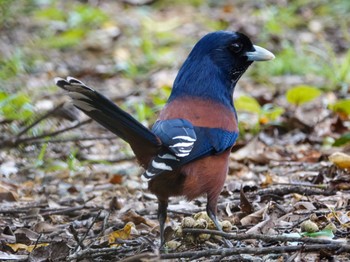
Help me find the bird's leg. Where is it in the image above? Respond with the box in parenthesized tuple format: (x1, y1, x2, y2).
(206, 197, 233, 248)
(157, 199, 168, 247)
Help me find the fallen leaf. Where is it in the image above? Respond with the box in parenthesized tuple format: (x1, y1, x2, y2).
(7, 243, 49, 252)
(109, 174, 123, 184)
(240, 188, 254, 214)
(329, 152, 350, 169)
(32, 222, 57, 233)
(294, 201, 316, 211)
(240, 206, 265, 226)
(245, 202, 286, 235)
(231, 137, 282, 164)
(121, 210, 148, 225)
(108, 222, 134, 244)
(260, 173, 274, 188)
(29, 241, 70, 261)
(301, 229, 334, 239)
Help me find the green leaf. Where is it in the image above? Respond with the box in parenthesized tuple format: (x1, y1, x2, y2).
(333, 133, 350, 147)
(69, 4, 109, 28)
(0, 93, 34, 120)
(301, 229, 334, 239)
(34, 7, 66, 21)
(235, 95, 261, 114)
(261, 104, 285, 121)
(44, 28, 85, 49)
(329, 99, 350, 115)
(0, 91, 8, 101)
(35, 142, 48, 168)
(286, 85, 322, 106)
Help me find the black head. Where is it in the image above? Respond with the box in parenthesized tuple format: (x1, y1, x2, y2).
(188, 31, 275, 83)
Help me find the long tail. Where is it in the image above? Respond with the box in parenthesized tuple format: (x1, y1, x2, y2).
(55, 77, 161, 165)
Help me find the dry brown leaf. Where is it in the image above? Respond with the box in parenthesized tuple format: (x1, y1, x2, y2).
(260, 173, 274, 188)
(240, 206, 265, 226)
(32, 222, 57, 234)
(294, 201, 316, 211)
(329, 152, 350, 169)
(121, 210, 147, 225)
(14, 228, 40, 241)
(109, 174, 123, 184)
(245, 202, 285, 235)
(240, 188, 254, 214)
(108, 222, 134, 244)
(231, 137, 282, 164)
(6, 243, 49, 252)
(0, 183, 18, 202)
(0, 192, 17, 202)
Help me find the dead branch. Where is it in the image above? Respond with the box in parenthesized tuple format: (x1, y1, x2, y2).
(182, 228, 343, 245)
(67, 246, 141, 261)
(72, 210, 102, 253)
(16, 102, 65, 139)
(28, 135, 116, 144)
(253, 185, 333, 197)
(21, 206, 89, 219)
(69, 224, 86, 250)
(160, 243, 350, 260)
(1, 118, 92, 147)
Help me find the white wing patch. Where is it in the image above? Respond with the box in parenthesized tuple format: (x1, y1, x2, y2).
(142, 118, 197, 180)
(169, 135, 196, 157)
(172, 136, 196, 141)
(151, 160, 173, 171)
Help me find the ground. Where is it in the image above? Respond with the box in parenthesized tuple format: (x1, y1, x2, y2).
(0, 0, 350, 261)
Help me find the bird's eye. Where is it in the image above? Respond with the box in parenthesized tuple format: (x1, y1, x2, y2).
(230, 43, 243, 53)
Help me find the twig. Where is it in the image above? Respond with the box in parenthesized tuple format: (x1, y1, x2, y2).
(28, 135, 117, 145)
(33, 233, 43, 250)
(160, 244, 350, 260)
(16, 102, 65, 139)
(73, 210, 102, 252)
(0, 203, 48, 214)
(118, 252, 159, 262)
(67, 246, 140, 261)
(1, 118, 92, 147)
(182, 228, 343, 245)
(70, 224, 86, 250)
(15, 119, 92, 145)
(253, 185, 333, 197)
(21, 206, 88, 219)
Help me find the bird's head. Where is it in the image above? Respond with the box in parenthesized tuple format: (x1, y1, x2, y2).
(189, 31, 275, 83)
(171, 31, 274, 106)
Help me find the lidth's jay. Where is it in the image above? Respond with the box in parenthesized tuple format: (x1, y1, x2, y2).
(55, 31, 274, 247)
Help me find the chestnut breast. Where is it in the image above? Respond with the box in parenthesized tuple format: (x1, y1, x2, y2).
(158, 96, 238, 132)
(149, 96, 238, 201)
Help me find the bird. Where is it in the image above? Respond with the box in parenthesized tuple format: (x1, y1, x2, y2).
(55, 30, 274, 247)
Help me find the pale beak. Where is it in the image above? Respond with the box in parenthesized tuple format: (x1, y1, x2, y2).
(246, 45, 275, 61)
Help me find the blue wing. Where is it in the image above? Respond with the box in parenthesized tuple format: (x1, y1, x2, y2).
(143, 119, 238, 180)
(152, 119, 197, 157)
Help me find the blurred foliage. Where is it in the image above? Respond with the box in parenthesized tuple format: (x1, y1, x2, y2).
(333, 133, 350, 147)
(329, 99, 350, 116)
(1, 0, 349, 165)
(0, 50, 27, 80)
(286, 85, 322, 106)
(34, 3, 109, 49)
(0, 91, 34, 120)
(235, 95, 284, 135)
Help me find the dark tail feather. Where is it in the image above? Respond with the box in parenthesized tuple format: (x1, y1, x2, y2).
(55, 77, 161, 164)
